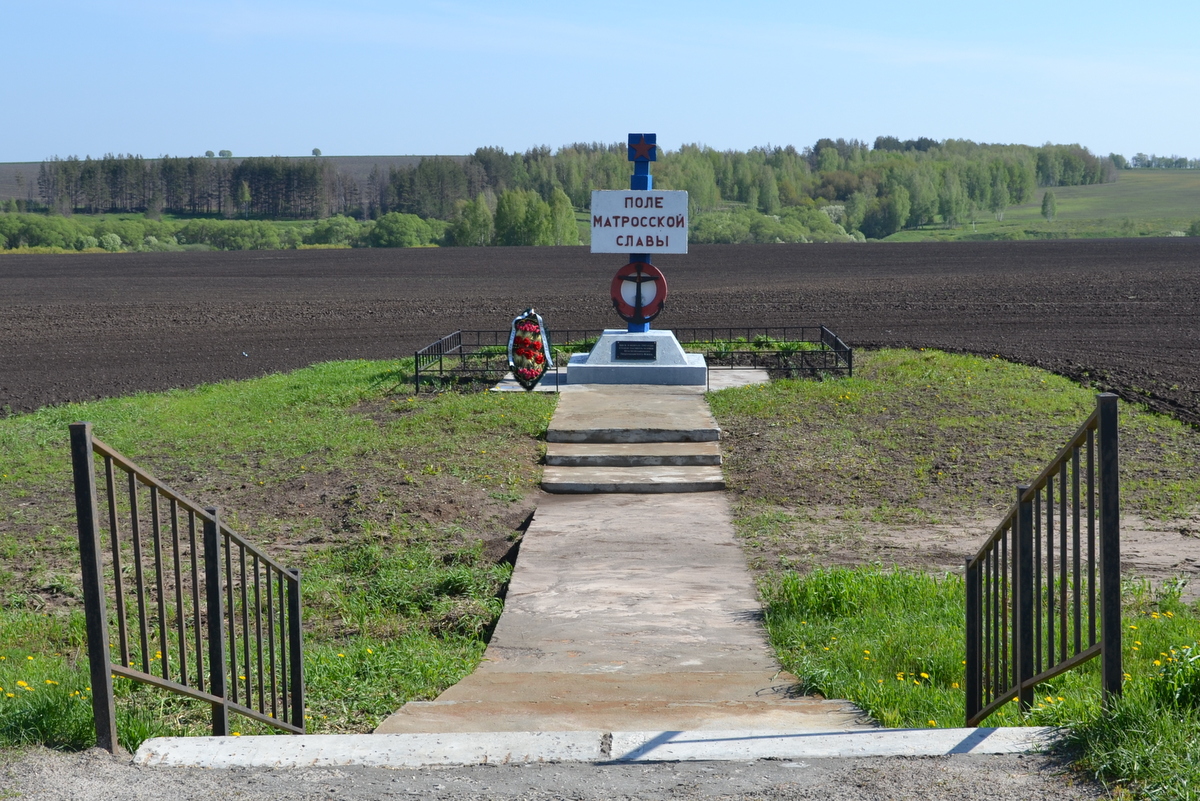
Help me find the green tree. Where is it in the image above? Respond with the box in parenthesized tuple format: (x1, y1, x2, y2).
(937, 172, 968, 227)
(549, 187, 579, 246)
(524, 193, 553, 245)
(1041, 190, 1057, 222)
(757, 166, 780, 214)
(219, 150, 232, 158)
(858, 187, 910, 239)
(99, 233, 123, 252)
(1187, 220, 1200, 237)
(493, 189, 529, 246)
(989, 172, 1010, 221)
(904, 168, 938, 227)
(369, 212, 431, 247)
(236, 180, 251, 218)
(890, 185, 912, 231)
(312, 148, 322, 157)
(451, 193, 494, 246)
(493, 189, 551, 245)
(205, 150, 215, 158)
(816, 146, 840, 173)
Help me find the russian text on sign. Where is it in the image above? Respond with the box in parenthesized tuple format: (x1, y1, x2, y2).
(590, 190, 688, 254)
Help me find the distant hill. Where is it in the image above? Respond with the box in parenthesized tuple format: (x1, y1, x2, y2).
(0, 155, 469, 203)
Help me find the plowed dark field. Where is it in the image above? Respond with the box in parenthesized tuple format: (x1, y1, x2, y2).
(2, 239, 1199, 423)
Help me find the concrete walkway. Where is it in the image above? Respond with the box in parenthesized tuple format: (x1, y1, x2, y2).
(377, 381, 867, 734)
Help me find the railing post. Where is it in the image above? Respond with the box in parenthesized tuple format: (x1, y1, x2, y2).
(413, 349, 420, 395)
(964, 557, 981, 725)
(287, 568, 305, 731)
(203, 507, 230, 736)
(70, 422, 119, 753)
(1098, 393, 1122, 703)
(1015, 484, 1035, 714)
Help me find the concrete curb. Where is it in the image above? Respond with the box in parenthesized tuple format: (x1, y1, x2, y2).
(608, 727, 1058, 762)
(134, 727, 1057, 769)
(133, 731, 604, 769)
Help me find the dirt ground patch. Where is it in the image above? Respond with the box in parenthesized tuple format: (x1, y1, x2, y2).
(735, 504, 1200, 601)
(2, 239, 1199, 424)
(1, 744, 1104, 801)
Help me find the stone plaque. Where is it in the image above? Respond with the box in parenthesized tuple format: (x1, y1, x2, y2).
(614, 340, 657, 361)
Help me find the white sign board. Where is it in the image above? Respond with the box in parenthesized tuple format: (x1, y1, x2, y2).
(590, 190, 689, 254)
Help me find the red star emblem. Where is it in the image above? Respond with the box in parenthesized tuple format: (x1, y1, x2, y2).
(629, 135, 656, 161)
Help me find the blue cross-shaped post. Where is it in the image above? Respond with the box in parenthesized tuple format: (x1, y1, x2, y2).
(626, 132, 656, 333)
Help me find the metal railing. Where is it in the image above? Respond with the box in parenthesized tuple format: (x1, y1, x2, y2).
(964, 394, 1120, 726)
(412, 325, 853, 392)
(413, 329, 604, 392)
(70, 422, 304, 752)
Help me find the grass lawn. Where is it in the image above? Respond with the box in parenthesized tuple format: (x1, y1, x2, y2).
(0, 359, 555, 749)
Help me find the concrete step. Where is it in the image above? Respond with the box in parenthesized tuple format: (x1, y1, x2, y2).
(545, 442, 722, 467)
(547, 385, 720, 444)
(541, 465, 725, 493)
(435, 672, 807, 704)
(376, 697, 866, 734)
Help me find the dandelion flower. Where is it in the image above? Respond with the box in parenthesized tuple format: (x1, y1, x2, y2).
(920, 672, 929, 679)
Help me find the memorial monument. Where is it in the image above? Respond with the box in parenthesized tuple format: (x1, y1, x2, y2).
(566, 133, 707, 386)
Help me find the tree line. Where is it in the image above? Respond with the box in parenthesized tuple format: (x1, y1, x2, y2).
(13, 137, 1133, 243)
(1120, 153, 1200, 170)
(32, 154, 358, 218)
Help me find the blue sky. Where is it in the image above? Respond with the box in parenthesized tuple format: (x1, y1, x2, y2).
(2, 0, 1197, 161)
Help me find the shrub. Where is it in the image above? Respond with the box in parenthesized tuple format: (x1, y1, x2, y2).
(308, 215, 363, 247)
(369, 212, 432, 248)
(99, 233, 122, 252)
(1188, 220, 1200, 237)
(176, 219, 281, 250)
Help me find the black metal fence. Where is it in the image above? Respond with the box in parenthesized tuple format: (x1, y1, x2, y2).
(70, 422, 304, 752)
(964, 394, 1120, 726)
(412, 325, 853, 392)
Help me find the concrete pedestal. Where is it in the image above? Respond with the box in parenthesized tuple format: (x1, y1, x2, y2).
(566, 329, 706, 385)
